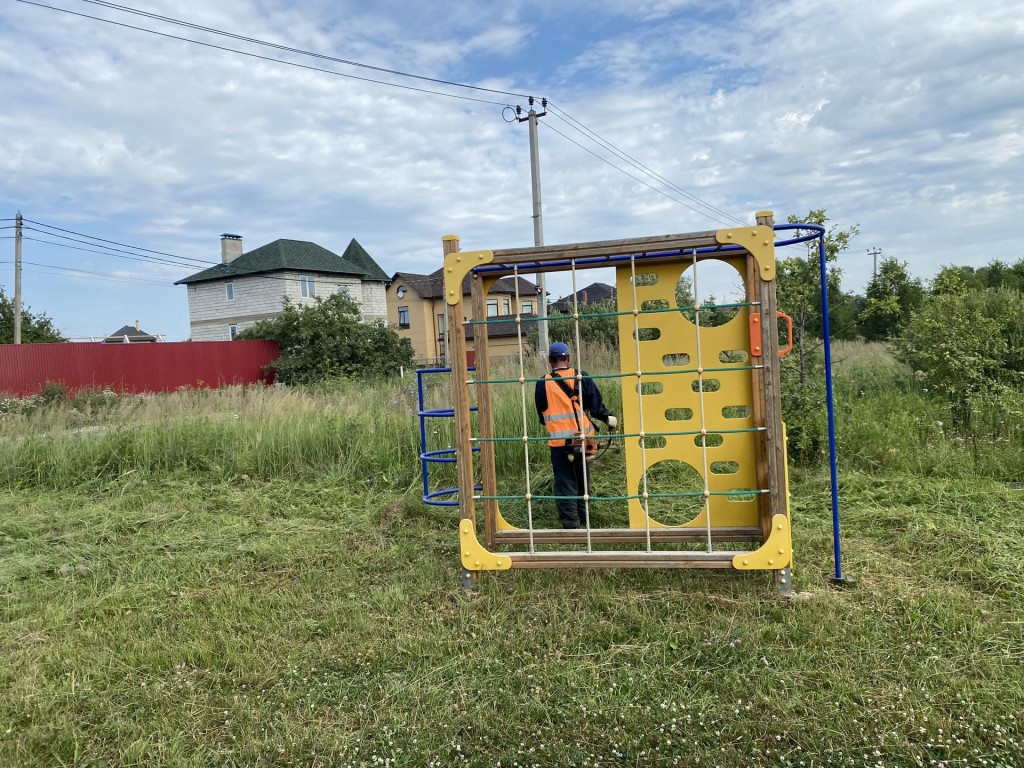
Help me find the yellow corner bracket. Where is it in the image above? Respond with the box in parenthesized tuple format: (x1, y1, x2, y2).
(460, 519, 512, 571)
(715, 225, 775, 281)
(444, 249, 495, 305)
(732, 514, 792, 571)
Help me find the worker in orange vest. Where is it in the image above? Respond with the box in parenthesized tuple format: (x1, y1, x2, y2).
(535, 341, 617, 529)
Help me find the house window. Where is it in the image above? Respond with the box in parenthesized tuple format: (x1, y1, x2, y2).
(225, 282, 235, 301)
(398, 306, 410, 328)
(336, 285, 349, 296)
(300, 275, 316, 298)
(486, 299, 498, 317)
(437, 313, 446, 332)
(228, 324, 238, 340)
(502, 298, 510, 315)
(522, 300, 534, 314)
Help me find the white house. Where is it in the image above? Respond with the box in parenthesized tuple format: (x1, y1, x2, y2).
(176, 234, 390, 341)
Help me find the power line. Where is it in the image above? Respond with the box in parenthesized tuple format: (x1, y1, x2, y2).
(22, 228, 209, 269)
(17, 4, 742, 226)
(23, 218, 211, 266)
(76, 0, 533, 101)
(546, 103, 747, 227)
(540, 120, 738, 227)
(0, 259, 173, 285)
(15, 0, 519, 108)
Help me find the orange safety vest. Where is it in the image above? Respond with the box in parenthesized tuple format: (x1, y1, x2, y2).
(542, 367, 596, 448)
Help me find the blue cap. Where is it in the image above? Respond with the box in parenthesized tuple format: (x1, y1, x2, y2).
(548, 341, 570, 358)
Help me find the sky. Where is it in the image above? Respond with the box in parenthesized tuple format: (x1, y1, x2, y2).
(1, 0, 1021, 341)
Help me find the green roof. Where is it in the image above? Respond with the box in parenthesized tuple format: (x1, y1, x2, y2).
(175, 238, 389, 285)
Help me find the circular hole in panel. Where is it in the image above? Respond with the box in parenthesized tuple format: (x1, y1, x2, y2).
(677, 258, 746, 327)
(638, 459, 705, 525)
(665, 407, 693, 421)
(691, 378, 721, 393)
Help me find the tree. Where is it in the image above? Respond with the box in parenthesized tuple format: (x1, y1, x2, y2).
(857, 256, 925, 341)
(895, 272, 1015, 433)
(237, 292, 413, 385)
(0, 288, 67, 344)
(776, 209, 859, 385)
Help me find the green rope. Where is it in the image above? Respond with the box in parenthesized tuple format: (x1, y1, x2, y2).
(462, 301, 755, 327)
(475, 489, 767, 502)
(471, 364, 761, 386)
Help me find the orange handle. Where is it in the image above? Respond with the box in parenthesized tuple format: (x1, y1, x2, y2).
(777, 311, 793, 357)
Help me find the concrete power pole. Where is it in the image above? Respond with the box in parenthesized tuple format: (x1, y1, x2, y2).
(517, 97, 549, 354)
(867, 247, 882, 285)
(13, 211, 22, 344)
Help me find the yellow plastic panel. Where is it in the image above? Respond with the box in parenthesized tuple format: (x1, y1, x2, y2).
(615, 256, 759, 530)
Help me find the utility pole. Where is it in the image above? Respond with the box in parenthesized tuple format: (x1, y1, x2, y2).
(516, 97, 549, 354)
(13, 211, 22, 344)
(867, 247, 882, 285)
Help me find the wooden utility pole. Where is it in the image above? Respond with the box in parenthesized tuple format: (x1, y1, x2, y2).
(13, 211, 23, 344)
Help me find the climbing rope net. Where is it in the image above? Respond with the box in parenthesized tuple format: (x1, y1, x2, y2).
(441, 221, 794, 589)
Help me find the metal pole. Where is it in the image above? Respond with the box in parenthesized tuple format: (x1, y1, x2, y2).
(819, 233, 850, 586)
(519, 98, 548, 354)
(14, 211, 22, 344)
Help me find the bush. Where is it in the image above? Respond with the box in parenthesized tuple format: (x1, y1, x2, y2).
(237, 293, 414, 386)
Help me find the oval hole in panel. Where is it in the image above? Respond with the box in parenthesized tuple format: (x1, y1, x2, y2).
(665, 407, 693, 421)
(640, 435, 666, 449)
(638, 459, 705, 525)
(694, 433, 724, 448)
(722, 405, 751, 419)
(726, 489, 758, 502)
(642, 299, 669, 311)
(634, 327, 660, 341)
(638, 381, 664, 395)
(710, 461, 739, 475)
(719, 349, 749, 364)
(632, 272, 659, 286)
(691, 378, 721, 393)
(662, 352, 691, 368)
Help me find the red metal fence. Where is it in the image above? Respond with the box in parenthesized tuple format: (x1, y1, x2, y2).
(0, 341, 279, 397)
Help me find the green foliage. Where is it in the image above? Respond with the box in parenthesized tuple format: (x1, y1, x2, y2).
(778, 210, 860, 386)
(237, 292, 413, 385)
(780, 351, 828, 465)
(895, 274, 1018, 433)
(858, 256, 925, 341)
(0, 287, 67, 344)
(540, 299, 620, 350)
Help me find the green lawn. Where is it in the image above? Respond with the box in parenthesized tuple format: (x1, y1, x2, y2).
(1, 367, 1023, 767)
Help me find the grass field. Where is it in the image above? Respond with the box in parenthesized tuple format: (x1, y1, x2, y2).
(2, 343, 1023, 767)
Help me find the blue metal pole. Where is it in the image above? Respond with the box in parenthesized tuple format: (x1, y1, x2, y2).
(416, 368, 430, 503)
(816, 234, 845, 582)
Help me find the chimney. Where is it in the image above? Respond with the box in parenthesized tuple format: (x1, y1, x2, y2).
(221, 233, 243, 263)
(135, 320, 140, 331)
(581, 290, 588, 304)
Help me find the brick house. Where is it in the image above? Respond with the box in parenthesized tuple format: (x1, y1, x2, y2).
(176, 235, 389, 342)
(387, 267, 538, 364)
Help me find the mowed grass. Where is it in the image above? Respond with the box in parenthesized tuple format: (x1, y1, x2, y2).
(2, 355, 1024, 767)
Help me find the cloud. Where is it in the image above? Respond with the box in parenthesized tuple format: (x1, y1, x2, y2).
(0, 0, 1021, 340)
